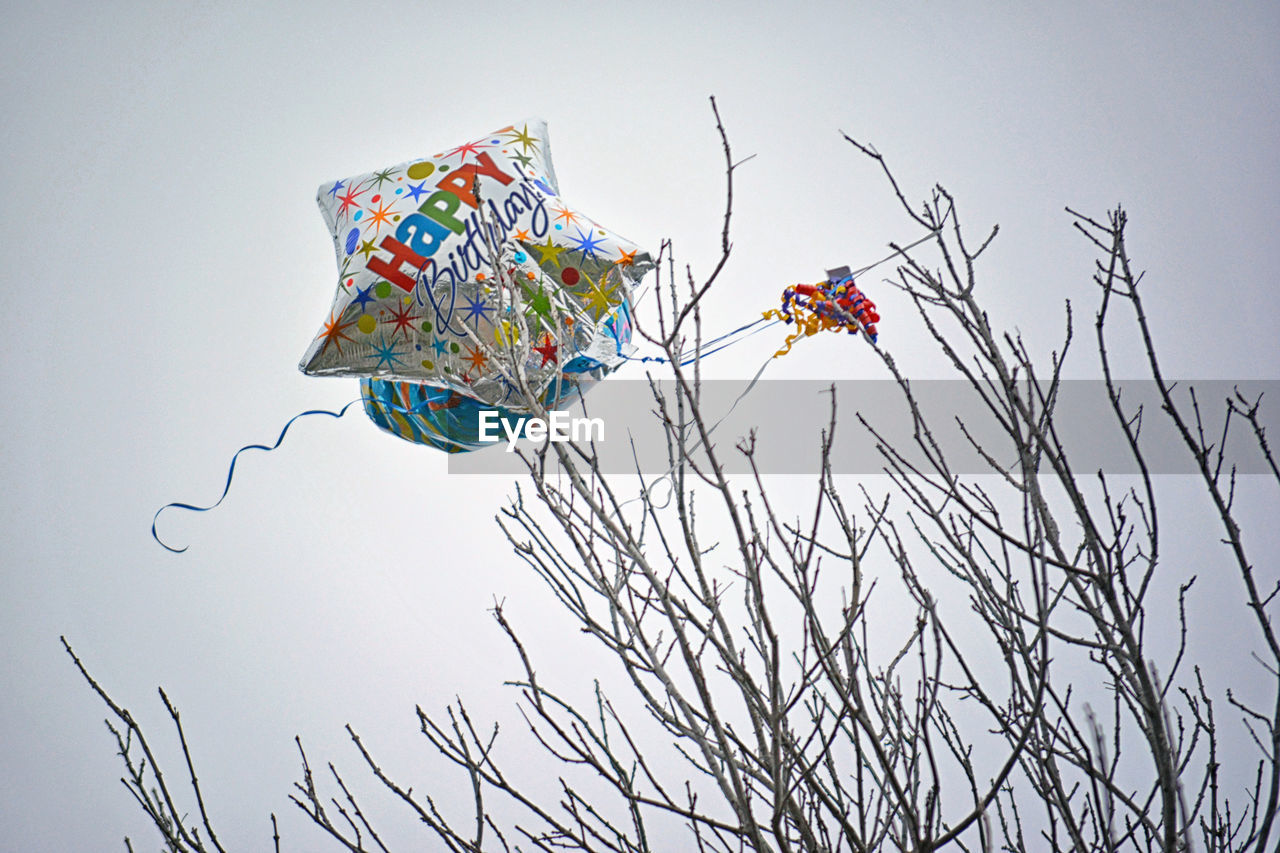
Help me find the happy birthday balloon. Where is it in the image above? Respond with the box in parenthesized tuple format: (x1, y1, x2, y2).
(299, 120, 653, 413)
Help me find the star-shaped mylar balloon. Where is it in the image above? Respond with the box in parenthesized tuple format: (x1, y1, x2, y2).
(299, 120, 654, 411)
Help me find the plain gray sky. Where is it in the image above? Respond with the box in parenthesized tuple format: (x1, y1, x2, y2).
(2, 1, 1278, 848)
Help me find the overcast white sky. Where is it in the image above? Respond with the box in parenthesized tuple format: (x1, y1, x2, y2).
(2, 1, 1278, 849)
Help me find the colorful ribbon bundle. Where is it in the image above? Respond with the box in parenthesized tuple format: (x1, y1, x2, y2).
(764, 267, 880, 357)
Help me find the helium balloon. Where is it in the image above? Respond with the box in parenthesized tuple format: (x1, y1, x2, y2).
(300, 120, 652, 448)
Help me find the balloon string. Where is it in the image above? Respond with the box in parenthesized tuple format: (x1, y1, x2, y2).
(627, 228, 939, 367)
(611, 347, 778, 519)
(628, 317, 779, 367)
(850, 229, 939, 278)
(151, 399, 373, 553)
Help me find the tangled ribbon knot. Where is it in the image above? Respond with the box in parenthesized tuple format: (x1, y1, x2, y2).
(764, 270, 880, 357)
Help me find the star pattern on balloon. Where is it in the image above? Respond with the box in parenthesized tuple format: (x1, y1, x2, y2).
(387, 302, 420, 339)
(405, 180, 430, 202)
(552, 203, 579, 226)
(510, 149, 535, 170)
(534, 334, 558, 367)
(462, 293, 492, 325)
(503, 123, 539, 154)
(464, 344, 489, 372)
(317, 310, 356, 355)
(523, 282, 553, 323)
(529, 236, 566, 268)
(363, 199, 398, 237)
(370, 334, 407, 370)
(582, 272, 620, 320)
(569, 226, 609, 263)
(335, 181, 368, 220)
(351, 284, 376, 312)
(443, 139, 492, 162)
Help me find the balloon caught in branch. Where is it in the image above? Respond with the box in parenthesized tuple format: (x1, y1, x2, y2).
(763, 266, 880, 357)
(300, 119, 653, 451)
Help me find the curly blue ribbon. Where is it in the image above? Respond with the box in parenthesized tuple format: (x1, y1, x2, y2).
(151, 385, 550, 552)
(151, 399, 366, 553)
